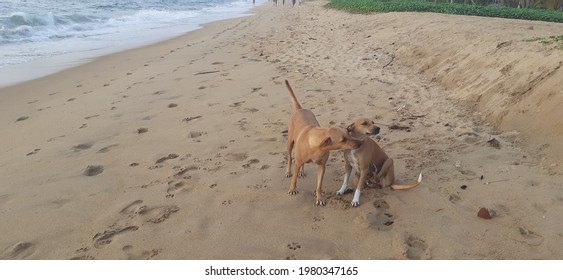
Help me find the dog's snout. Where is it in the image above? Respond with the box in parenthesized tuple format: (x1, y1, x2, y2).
(372, 126, 380, 135)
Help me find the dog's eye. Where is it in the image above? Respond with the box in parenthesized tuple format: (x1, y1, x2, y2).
(361, 121, 368, 125)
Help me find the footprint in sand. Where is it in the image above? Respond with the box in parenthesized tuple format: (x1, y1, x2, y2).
(174, 165, 198, 178)
(70, 255, 95, 260)
(137, 205, 180, 224)
(405, 235, 431, 260)
(93, 226, 139, 249)
(515, 226, 544, 246)
(97, 144, 119, 153)
(353, 201, 395, 230)
(2, 241, 35, 259)
(166, 181, 193, 197)
(120, 200, 144, 215)
(84, 114, 99, 120)
(15, 116, 29, 122)
(285, 255, 297, 260)
(83, 165, 104, 176)
(373, 199, 390, 210)
(0, 194, 13, 206)
(312, 216, 325, 230)
(72, 143, 93, 152)
(368, 211, 395, 231)
(155, 153, 179, 164)
(122, 245, 159, 260)
(188, 131, 206, 141)
(137, 128, 149, 134)
(26, 148, 40, 156)
(224, 152, 248, 162)
(287, 242, 301, 251)
(242, 159, 260, 169)
(183, 116, 202, 123)
(71, 255, 95, 260)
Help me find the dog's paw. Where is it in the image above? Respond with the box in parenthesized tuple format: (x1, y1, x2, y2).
(351, 200, 360, 207)
(288, 190, 299, 195)
(297, 171, 306, 178)
(336, 188, 352, 196)
(315, 199, 326, 206)
(285, 172, 292, 178)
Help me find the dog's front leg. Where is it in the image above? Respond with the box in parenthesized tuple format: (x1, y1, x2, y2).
(285, 140, 294, 177)
(315, 163, 327, 206)
(288, 160, 303, 195)
(336, 162, 352, 195)
(352, 170, 369, 207)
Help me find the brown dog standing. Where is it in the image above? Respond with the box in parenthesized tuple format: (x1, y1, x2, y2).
(284, 80, 363, 206)
(336, 118, 422, 207)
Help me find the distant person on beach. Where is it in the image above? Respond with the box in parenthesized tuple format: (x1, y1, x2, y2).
(278, 0, 301, 6)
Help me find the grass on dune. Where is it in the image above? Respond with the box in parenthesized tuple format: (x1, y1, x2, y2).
(326, 0, 563, 23)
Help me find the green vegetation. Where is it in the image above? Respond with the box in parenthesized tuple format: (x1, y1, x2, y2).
(525, 35, 563, 49)
(326, 0, 563, 23)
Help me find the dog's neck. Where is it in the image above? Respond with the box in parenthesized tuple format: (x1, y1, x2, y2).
(348, 130, 369, 140)
(347, 130, 369, 149)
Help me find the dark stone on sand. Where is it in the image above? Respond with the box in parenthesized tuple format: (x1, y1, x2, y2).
(477, 207, 492, 219)
(84, 165, 104, 176)
(16, 116, 29, 122)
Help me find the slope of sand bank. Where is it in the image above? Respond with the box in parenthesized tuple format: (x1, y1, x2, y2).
(1, 1, 562, 260)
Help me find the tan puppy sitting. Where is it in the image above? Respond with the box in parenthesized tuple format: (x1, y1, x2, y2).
(284, 80, 363, 206)
(336, 118, 422, 207)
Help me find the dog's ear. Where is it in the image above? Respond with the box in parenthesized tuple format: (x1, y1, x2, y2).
(320, 137, 332, 148)
(346, 123, 354, 133)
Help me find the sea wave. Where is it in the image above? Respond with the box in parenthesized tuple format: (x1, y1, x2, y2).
(0, 11, 100, 43)
(0, 8, 208, 44)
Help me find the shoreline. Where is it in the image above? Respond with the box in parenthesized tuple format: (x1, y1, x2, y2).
(1, 1, 562, 260)
(0, 1, 266, 89)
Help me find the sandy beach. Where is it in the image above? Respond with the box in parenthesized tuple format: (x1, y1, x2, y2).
(1, 0, 562, 260)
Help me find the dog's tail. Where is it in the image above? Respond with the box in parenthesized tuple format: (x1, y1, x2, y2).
(391, 173, 422, 190)
(285, 80, 302, 111)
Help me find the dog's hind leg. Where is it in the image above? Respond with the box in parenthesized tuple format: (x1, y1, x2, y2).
(377, 157, 395, 188)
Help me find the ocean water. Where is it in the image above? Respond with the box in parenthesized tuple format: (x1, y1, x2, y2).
(0, 0, 265, 87)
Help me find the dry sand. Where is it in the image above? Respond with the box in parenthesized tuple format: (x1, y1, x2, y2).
(1, 0, 562, 260)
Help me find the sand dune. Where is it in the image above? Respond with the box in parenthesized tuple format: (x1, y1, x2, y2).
(1, 1, 562, 260)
